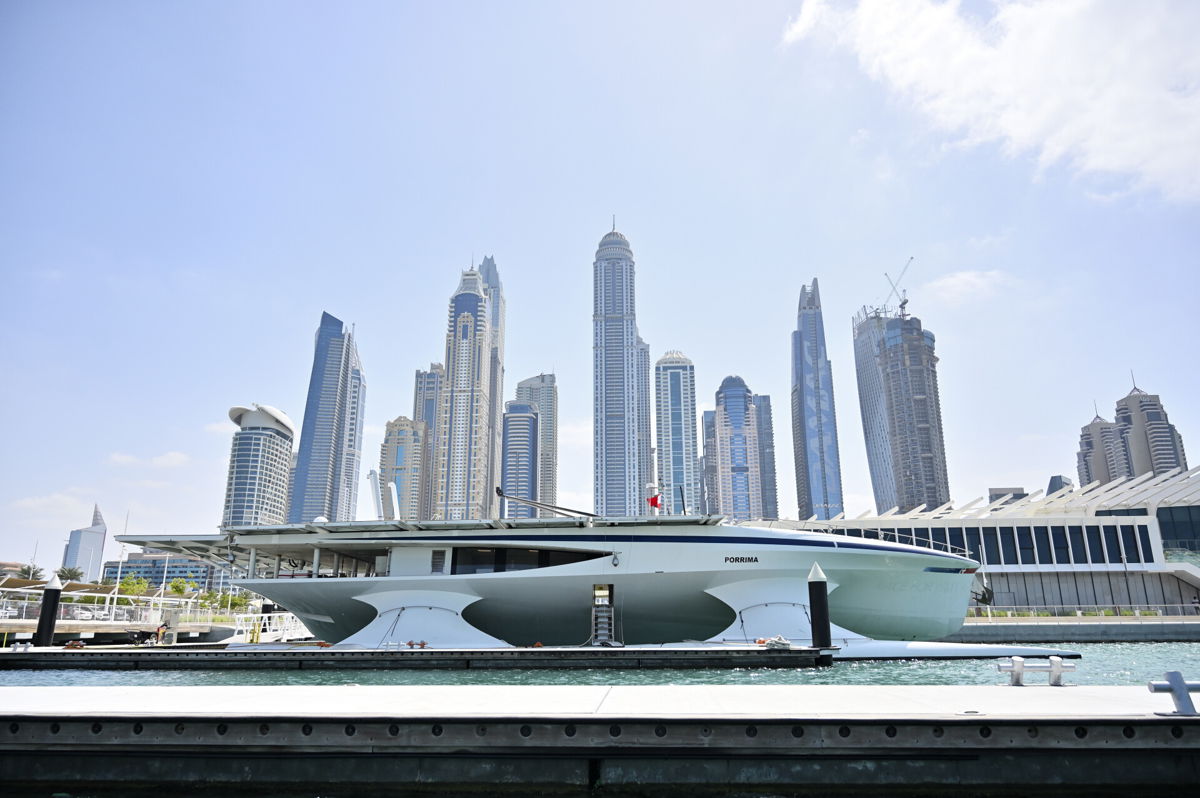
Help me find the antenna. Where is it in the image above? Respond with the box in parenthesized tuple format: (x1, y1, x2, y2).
(1130, 369, 1138, 390)
(1093, 400, 1099, 418)
(884, 256, 914, 316)
(612, 214, 616, 232)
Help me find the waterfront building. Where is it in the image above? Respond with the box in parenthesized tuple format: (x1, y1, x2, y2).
(712, 376, 763, 522)
(853, 305, 950, 513)
(790, 279, 844, 520)
(988, 487, 1028, 506)
(500, 401, 539, 519)
(754, 394, 779, 521)
(654, 352, 701, 515)
(432, 269, 498, 520)
(515, 373, 558, 515)
(700, 410, 717, 515)
(593, 228, 652, 515)
(222, 405, 295, 528)
(377, 416, 427, 521)
(62, 505, 107, 583)
(1047, 474, 1075, 495)
(289, 312, 366, 523)
(101, 552, 227, 592)
(1114, 387, 1188, 477)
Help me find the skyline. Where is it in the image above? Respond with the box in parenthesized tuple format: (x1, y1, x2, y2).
(3, 2, 1198, 571)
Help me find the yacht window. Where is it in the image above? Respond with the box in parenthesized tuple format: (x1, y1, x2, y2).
(505, 549, 540, 571)
(453, 548, 497, 574)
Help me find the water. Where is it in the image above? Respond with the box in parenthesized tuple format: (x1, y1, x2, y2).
(2, 642, 1196, 687)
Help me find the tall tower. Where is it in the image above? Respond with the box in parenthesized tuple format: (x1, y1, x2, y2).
(853, 308, 895, 513)
(223, 405, 295, 527)
(791, 279, 844, 520)
(433, 269, 495, 520)
(701, 410, 717, 514)
(1077, 414, 1129, 485)
(413, 363, 445, 518)
(713, 376, 763, 522)
(289, 312, 366, 523)
(593, 228, 652, 515)
(61, 505, 107, 583)
(654, 351, 701, 515)
(500, 401, 539, 519)
(1114, 387, 1188, 476)
(515, 373, 558, 515)
(753, 394, 779, 521)
(377, 416, 427, 521)
(478, 256, 506, 518)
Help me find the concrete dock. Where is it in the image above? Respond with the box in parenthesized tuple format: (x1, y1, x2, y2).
(0, 644, 833, 671)
(1, 684, 1196, 795)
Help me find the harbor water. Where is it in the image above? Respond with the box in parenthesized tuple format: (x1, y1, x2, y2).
(1, 642, 1196, 687)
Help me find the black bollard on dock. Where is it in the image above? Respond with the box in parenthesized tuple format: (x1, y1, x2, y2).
(34, 575, 63, 647)
(807, 562, 831, 650)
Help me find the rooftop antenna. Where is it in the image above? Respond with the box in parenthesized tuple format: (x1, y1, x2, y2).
(1093, 399, 1100, 418)
(612, 214, 616, 232)
(885, 256, 914, 318)
(1130, 369, 1138, 390)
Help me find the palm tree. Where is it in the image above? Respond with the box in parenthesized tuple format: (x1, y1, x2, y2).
(17, 563, 44, 580)
(56, 566, 85, 582)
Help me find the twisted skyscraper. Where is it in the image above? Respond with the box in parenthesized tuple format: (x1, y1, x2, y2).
(593, 228, 652, 515)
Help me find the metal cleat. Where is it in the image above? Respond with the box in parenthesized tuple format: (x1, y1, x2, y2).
(997, 655, 1076, 686)
(1148, 671, 1198, 716)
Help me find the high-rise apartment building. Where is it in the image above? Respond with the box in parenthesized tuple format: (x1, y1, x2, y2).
(1076, 386, 1188, 485)
(1115, 387, 1188, 476)
(377, 416, 427, 521)
(700, 410, 717, 515)
(791, 279, 844, 520)
(432, 269, 498, 520)
(712, 376, 763, 522)
(1077, 415, 1129, 485)
(515, 373, 558, 515)
(593, 228, 652, 515)
(289, 312, 366, 523)
(62, 505, 106, 583)
(753, 394, 779, 520)
(478, 257, 506, 520)
(654, 352, 700, 515)
(223, 404, 295, 527)
(413, 363, 445, 518)
(500, 401, 539, 519)
(853, 305, 950, 513)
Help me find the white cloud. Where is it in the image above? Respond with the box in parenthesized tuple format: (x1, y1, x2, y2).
(107, 451, 191, 468)
(921, 269, 1013, 305)
(784, 0, 1200, 201)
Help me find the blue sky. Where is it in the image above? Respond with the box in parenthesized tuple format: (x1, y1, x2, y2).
(2, 1, 1198, 571)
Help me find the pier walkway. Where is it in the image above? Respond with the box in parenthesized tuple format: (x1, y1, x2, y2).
(1, 683, 1196, 795)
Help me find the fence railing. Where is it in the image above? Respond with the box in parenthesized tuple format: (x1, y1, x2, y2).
(966, 603, 1200, 622)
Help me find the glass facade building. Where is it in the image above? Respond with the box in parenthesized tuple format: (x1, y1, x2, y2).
(61, 505, 107, 583)
(378, 416, 427, 521)
(593, 229, 652, 515)
(515, 373, 558, 515)
(753, 394, 779, 521)
(289, 311, 366, 523)
(790, 279, 843, 520)
(713, 376, 763, 522)
(223, 405, 295, 527)
(500, 401, 539, 519)
(654, 352, 701, 515)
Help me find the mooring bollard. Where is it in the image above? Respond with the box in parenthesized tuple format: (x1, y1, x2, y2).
(1147, 671, 1198, 716)
(998, 655, 1076, 686)
(808, 562, 831, 650)
(34, 575, 63, 647)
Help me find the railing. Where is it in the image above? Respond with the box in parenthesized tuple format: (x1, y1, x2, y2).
(231, 612, 312, 643)
(966, 603, 1200, 622)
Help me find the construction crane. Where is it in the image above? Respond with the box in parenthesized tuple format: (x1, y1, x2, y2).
(884, 256, 914, 318)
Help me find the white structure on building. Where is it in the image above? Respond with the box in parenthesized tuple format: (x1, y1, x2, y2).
(654, 351, 701, 515)
(593, 228, 652, 515)
(223, 404, 295, 528)
(515, 373, 558, 515)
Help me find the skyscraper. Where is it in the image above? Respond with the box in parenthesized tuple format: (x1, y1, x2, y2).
(1114, 387, 1188, 476)
(712, 376, 763, 522)
(753, 394, 779, 521)
(791, 279, 844, 520)
(377, 416, 427, 521)
(223, 404, 295, 527)
(701, 409, 717, 514)
(432, 269, 497, 520)
(853, 304, 950, 513)
(413, 363, 445, 518)
(1077, 414, 1129, 485)
(515, 373, 558, 515)
(500, 401, 539, 519)
(478, 256, 506, 520)
(62, 505, 106, 583)
(593, 228, 652, 515)
(654, 351, 700, 515)
(1076, 386, 1188, 485)
(289, 312, 366, 523)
